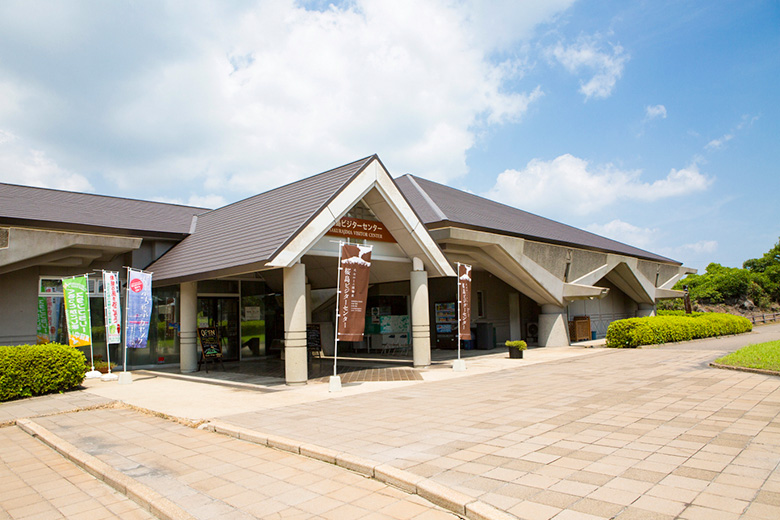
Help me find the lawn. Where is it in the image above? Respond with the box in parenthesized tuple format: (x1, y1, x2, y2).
(714, 340, 780, 372)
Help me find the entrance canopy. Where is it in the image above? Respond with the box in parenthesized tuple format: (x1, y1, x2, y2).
(149, 155, 455, 285)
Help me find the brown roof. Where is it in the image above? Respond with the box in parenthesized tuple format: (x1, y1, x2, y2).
(395, 174, 679, 264)
(0, 182, 206, 237)
(148, 156, 376, 281)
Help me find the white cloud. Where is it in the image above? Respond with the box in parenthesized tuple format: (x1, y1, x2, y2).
(645, 104, 667, 120)
(548, 35, 629, 100)
(679, 240, 718, 254)
(706, 134, 733, 150)
(0, 130, 92, 191)
(705, 114, 759, 150)
(487, 154, 712, 215)
(0, 0, 569, 201)
(586, 220, 657, 249)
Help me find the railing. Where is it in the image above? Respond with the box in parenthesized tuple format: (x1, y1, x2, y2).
(750, 312, 780, 325)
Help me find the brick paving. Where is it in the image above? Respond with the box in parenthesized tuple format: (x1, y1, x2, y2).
(25, 407, 459, 520)
(0, 424, 155, 520)
(219, 328, 780, 519)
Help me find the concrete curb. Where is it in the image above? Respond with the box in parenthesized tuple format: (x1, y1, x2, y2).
(16, 418, 196, 520)
(709, 362, 780, 377)
(202, 419, 518, 520)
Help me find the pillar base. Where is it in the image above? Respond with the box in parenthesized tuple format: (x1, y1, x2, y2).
(452, 359, 466, 372)
(329, 375, 342, 392)
(118, 372, 133, 385)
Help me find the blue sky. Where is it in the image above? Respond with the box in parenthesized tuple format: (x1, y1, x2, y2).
(0, 1, 777, 273)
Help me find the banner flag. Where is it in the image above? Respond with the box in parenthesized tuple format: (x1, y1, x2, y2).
(337, 243, 372, 341)
(36, 297, 49, 344)
(458, 264, 472, 340)
(63, 276, 92, 347)
(102, 271, 122, 344)
(126, 269, 153, 349)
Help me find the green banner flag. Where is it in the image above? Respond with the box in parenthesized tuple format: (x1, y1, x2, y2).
(63, 276, 92, 347)
(36, 297, 49, 344)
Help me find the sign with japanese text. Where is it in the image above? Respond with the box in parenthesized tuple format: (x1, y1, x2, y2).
(126, 269, 152, 349)
(102, 271, 122, 344)
(458, 264, 472, 340)
(36, 297, 49, 344)
(63, 276, 92, 347)
(326, 217, 396, 243)
(337, 243, 373, 341)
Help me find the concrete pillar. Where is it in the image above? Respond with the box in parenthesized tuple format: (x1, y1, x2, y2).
(284, 263, 308, 385)
(509, 292, 521, 341)
(180, 281, 198, 373)
(637, 303, 656, 317)
(410, 269, 431, 368)
(538, 304, 569, 347)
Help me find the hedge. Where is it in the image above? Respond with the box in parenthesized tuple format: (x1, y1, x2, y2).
(605, 313, 752, 348)
(0, 343, 86, 402)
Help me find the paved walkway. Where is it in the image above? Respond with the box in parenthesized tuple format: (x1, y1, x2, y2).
(2, 325, 780, 519)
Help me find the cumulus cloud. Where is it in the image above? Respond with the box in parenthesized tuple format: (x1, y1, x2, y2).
(645, 104, 667, 120)
(548, 35, 629, 100)
(0, 0, 568, 200)
(586, 220, 657, 249)
(0, 130, 92, 191)
(487, 154, 712, 215)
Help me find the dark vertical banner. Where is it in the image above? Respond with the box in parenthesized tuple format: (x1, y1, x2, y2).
(126, 269, 153, 349)
(458, 264, 472, 340)
(338, 244, 372, 341)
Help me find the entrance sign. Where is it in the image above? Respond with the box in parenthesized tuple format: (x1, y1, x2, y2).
(458, 264, 472, 340)
(125, 269, 152, 349)
(331, 242, 373, 392)
(337, 244, 373, 341)
(326, 217, 396, 243)
(62, 275, 92, 348)
(102, 271, 122, 344)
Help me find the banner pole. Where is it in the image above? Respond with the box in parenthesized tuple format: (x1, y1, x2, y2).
(457, 262, 461, 361)
(101, 270, 118, 382)
(453, 263, 466, 372)
(330, 241, 345, 392)
(118, 267, 132, 384)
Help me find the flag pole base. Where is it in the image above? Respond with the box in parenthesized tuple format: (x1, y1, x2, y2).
(118, 372, 133, 385)
(85, 370, 102, 379)
(101, 372, 118, 382)
(329, 375, 342, 393)
(452, 359, 466, 372)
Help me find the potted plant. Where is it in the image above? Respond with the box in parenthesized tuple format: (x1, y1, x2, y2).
(505, 340, 527, 359)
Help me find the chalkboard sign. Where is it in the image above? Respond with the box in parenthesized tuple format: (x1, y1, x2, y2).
(306, 324, 321, 348)
(198, 327, 223, 359)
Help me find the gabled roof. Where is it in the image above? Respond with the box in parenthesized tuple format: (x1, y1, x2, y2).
(0, 182, 206, 237)
(395, 174, 679, 265)
(148, 156, 376, 281)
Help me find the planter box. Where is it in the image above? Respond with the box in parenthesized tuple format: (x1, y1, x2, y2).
(508, 348, 523, 359)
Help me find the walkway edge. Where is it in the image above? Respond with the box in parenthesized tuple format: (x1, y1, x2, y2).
(203, 419, 519, 520)
(15, 418, 197, 520)
(709, 361, 780, 377)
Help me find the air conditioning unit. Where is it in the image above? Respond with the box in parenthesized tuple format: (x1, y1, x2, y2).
(526, 322, 539, 342)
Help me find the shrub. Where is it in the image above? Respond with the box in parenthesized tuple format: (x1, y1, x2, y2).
(505, 340, 527, 350)
(0, 343, 86, 402)
(605, 313, 752, 348)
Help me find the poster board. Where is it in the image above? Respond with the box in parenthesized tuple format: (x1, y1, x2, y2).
(306, 324, 321, 348)
(197, 327, 223, 359)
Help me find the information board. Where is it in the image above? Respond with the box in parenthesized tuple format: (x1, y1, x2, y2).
(306, 324, 321, 348)
(197, 327, 223, 359)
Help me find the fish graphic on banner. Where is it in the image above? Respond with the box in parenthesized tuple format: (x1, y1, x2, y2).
(337, 244, 372, 341)
(62, 276, 92, 348)
(126, 269, 153, 349)
(458, 264, 472, 340)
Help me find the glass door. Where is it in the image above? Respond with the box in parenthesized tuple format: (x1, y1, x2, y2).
(197, 297, 240, 361)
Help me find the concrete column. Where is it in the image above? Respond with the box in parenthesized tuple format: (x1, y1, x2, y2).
(637, 303, 656, 317)
(538, 304, 569, 347)
(284, 263, 308, 385)
(180, 281, 198, 373)
(509, 292, 521, 341)
(410, 269, 431, 368)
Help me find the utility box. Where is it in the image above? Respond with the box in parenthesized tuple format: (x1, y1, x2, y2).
(476, 322, 495, 350)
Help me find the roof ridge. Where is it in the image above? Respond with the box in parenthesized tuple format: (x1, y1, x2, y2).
(403, 175, 448, 222)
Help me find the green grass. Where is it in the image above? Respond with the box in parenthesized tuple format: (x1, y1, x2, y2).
(714, 340, 780, 372)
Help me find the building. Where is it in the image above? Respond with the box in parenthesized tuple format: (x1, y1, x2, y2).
(0, 155, 693, 383)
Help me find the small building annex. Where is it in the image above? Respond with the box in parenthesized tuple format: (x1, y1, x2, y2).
(0, 155, 694, 384)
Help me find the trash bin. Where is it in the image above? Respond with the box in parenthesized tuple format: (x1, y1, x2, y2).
(591, 331, 597, 340)
(476, 323, 494, 350)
